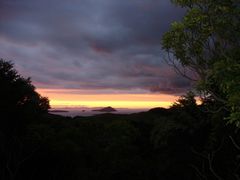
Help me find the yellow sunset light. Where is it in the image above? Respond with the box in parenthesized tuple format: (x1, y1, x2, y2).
(37, 88, 178, 109)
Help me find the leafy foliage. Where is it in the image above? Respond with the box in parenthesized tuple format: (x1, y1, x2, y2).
(162, 0, 240, 126)
(1, 1, 240, 176)
(0, 60, 239, 179)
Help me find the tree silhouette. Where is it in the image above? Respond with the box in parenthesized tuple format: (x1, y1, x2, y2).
(0, 59, 50, 134)
(162, 0, 240, 126)
(0, 59, 50, 179)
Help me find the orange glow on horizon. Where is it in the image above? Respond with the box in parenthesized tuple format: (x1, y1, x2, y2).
(37, 88, 178, 109)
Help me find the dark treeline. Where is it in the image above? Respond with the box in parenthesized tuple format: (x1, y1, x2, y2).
(0, 59, 239, 180)
(1, 0, 240, 179)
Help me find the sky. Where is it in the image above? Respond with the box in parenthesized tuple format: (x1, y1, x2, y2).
(0, 0, 191, 109)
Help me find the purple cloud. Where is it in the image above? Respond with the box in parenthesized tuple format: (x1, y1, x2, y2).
(0, 0, 189, 95)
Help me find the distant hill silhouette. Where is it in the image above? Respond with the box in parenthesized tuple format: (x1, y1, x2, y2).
(92, 106, 117, 112)
(49, 110, 69, 113)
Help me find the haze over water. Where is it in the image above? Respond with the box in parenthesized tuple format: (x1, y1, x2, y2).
(50, 106, 148, 117)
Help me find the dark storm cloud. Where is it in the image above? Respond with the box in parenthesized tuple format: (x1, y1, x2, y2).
(0, 0, 189, 95)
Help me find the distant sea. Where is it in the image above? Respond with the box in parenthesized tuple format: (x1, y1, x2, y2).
(49, 107, 149, 117)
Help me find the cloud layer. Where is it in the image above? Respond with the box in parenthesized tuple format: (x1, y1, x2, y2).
(0, 0, 191, 95)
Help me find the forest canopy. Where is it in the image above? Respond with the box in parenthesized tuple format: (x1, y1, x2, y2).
(0, 0, 240, 180)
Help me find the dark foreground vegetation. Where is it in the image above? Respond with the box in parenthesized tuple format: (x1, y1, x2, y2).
(1, 0, 240, 179)
(0, 59, 239, 180)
